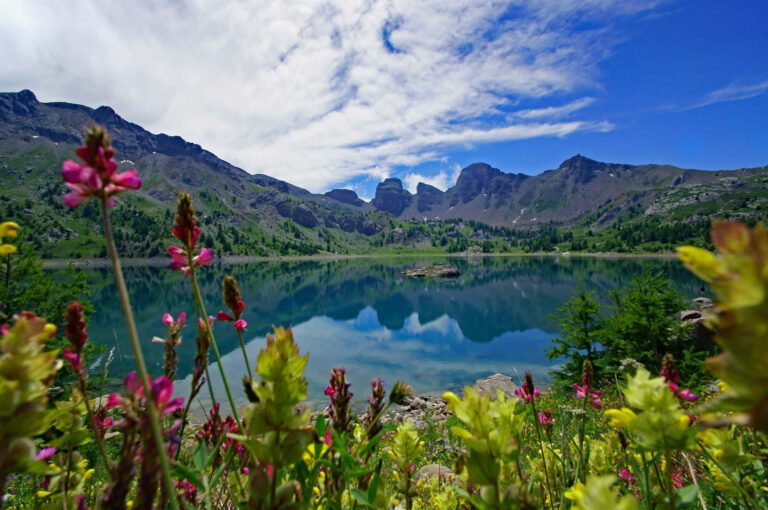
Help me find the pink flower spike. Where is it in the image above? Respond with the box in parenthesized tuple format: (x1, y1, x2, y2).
(162, 313, 174, 327)
(234, 319, 247, 332)
(218, 311, 234, 322)
(324, 428, 332, 446)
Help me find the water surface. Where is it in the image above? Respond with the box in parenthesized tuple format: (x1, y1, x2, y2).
(67, 256, 699, 410)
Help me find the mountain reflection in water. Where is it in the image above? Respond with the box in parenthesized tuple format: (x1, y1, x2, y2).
(66, 256, 699, 410)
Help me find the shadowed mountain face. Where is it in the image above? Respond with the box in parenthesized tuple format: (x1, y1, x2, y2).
(2, 90, 766, 239)
(0, 89, 382, 239)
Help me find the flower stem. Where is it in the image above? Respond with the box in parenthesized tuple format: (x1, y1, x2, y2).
(529, 396, 555, 509)
(235, 329, 253, 380)
(189, 267, 243, 432)
(99, 199, 179, 510)
(665, 449, 675, 510)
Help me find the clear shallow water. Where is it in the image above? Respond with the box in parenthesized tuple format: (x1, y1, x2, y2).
(62, 256, 700, 410)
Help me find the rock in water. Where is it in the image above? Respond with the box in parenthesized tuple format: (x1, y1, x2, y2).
(402, 264, 461, 278)
(471, 373, 517, 398)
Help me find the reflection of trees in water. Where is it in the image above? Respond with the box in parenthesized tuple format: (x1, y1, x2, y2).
(73, 256, 698, 378)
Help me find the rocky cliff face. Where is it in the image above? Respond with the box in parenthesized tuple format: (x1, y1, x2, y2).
(325, 189, 364, 207)
(372, 178, 412, 216)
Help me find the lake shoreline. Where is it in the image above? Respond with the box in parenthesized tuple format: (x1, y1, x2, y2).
(42, 250, 678, 269)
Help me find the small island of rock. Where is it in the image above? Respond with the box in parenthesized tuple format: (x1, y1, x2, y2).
(402, 264, 461, 279)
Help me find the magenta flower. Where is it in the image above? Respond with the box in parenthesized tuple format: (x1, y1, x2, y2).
(162, 312, 186, 328)
(324, 386, 335, 397)
(678, 388, 698, 402)
(538, 409, 554, 429)
(169, 193, 213, 276)
(218, 311, 247, 332)
(324, 428, 332, 446)
(514, 386, 540, 402)
(572, 383, 602, 409)
(36, 447, 57, 461)
(63, 347, 83, 372)
(61, 127, 141, 208)
(234, 319, 247, 332)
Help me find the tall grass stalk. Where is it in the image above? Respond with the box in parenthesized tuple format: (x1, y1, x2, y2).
(99, 199, 179, 509)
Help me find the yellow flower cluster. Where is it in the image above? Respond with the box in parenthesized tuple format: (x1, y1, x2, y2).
(0, 221, 19, 255)
(604, 367, 694, 451)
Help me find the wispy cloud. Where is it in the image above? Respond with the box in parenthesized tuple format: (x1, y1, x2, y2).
(681, 80, 768, 111)
(0, 0, 656, 191)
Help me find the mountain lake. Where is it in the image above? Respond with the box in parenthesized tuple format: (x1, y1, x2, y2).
(49, 255, 702, 411)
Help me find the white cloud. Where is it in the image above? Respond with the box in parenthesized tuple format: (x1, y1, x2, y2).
(403, 163, 462, 193)
(682, 80, 768, 111)
(0, 0, 655, 191)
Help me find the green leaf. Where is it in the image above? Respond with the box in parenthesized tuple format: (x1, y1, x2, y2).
(172, 464, 205, 491)
(675, 484, 699, 505)
(350, 488, 371, 507)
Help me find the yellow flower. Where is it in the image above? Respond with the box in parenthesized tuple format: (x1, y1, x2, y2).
(36, 490, 51, 498)
(0, 221, 19, 238)
(0, 244, 16, 255)
(565, 476, 637, 510)
(605, 408, 636, 428)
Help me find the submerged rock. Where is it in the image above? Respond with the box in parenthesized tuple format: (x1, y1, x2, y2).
(402, 264, 461, 278)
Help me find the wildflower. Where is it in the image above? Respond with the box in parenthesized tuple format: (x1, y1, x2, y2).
(327, 367, 353, 433)
(605, 367, 695, 451)
(364, 377, 386, 439)
(153, 312, 186, 380)
(573, 383, 602, 409)
(168, 192, 213, 276)
(514, 385, 540, 401)
(539, 409, 555, 429)
(660, 354, 698, 402)
(61, 125, 141, 207)
(565, 475, 638, 510)
(36, 447, 57, 462)
(0, 221, 19, 255)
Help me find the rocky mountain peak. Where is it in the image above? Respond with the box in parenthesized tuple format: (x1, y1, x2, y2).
(17, 89, 38, 104)
(556, 154, 607, 183)
(452, 163, 503, 204)
(415, 182, 444, 213)
(372, 177, 412, 215)
(325, 188, 365, 207)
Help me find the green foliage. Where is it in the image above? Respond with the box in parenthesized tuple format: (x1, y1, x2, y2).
(546, 286, 602, 385)
(599, 271, 687, 375)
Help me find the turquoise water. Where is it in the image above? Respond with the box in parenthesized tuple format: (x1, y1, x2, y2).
(71, 256, 699, 409)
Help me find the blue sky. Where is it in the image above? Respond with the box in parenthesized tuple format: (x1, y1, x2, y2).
(1, 0, 766, 199)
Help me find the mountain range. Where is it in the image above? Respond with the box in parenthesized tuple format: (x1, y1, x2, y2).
(1, 89, 766, 257)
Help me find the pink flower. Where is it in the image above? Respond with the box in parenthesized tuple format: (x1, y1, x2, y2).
(538, 410, 554, 428)
(36, 447, 57, 461)
(514, 386, 540, 402)
(63, 347, 82, 372)
(572, 383, 602, 409)
(169, 246, 213, 276)
(106, 392, 123, 409)
(678, 389, 698, 402)
(151, 376, 184, 416)
(61, 130, 141, 208)
(162, 313, 175, 327)
(218, 311, 234, 322)
(324, 428, 332, 446)
(234, 319, 247, 332)
(324, 386, 335, 397)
